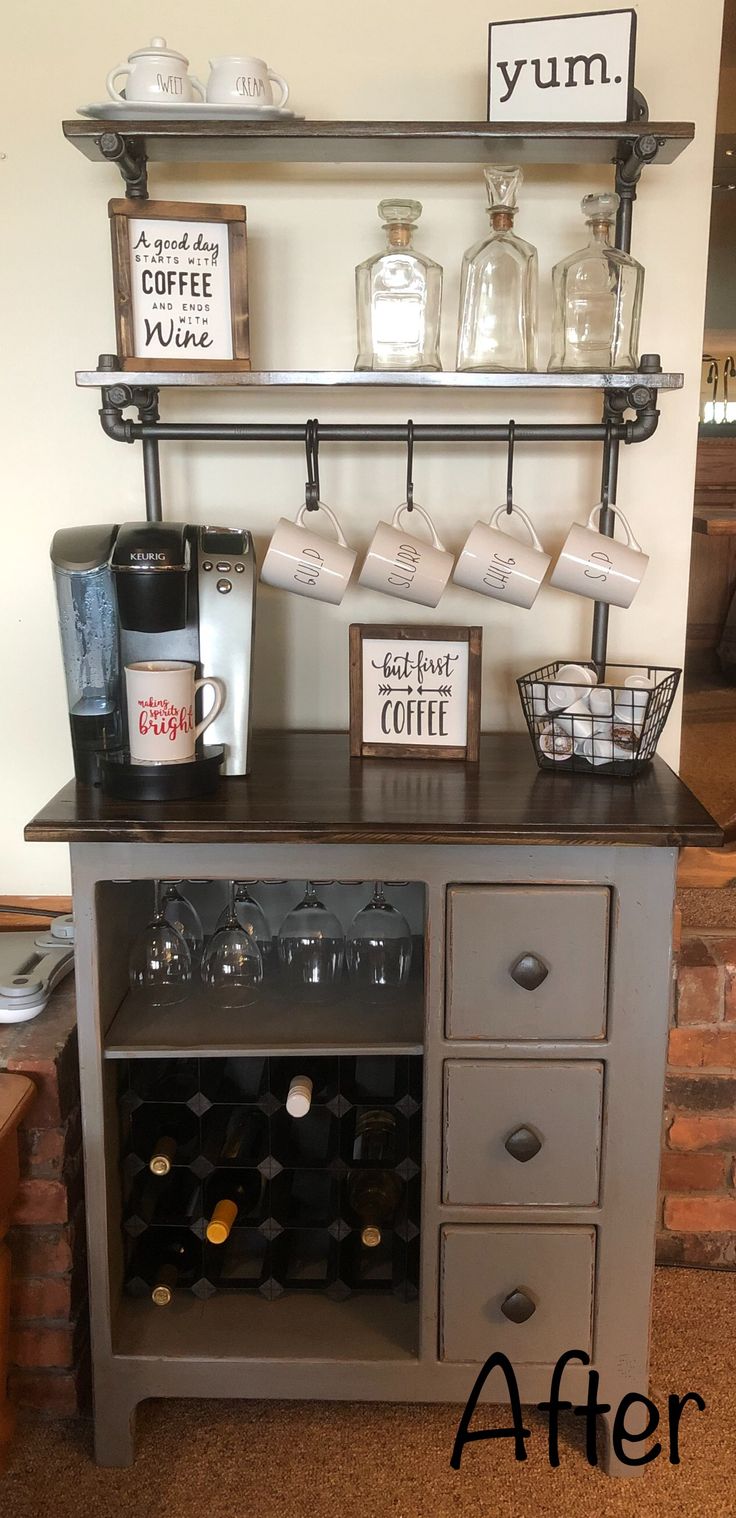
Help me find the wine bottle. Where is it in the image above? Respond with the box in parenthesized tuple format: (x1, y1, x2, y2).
(151, 1234, 199, 1305)
(216, 1108, 263, 1164)
(352, 1108, 397, 1166)
(286, 1075, 313, 1118)
(347, 1167, 403, 1248)
(205, 1171, 264, 1245)
(126, 1229, 200, 1304)
(149, 1135, 177, 1176)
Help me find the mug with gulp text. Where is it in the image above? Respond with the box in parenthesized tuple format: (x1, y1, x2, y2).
(359, 503, 454, 609)
(205, 55, 290, 107)
(126, 661, 225, 766)
(549, 505, 649, 608)
(452, 504, 551, 609)
(260, 503, 357, 605)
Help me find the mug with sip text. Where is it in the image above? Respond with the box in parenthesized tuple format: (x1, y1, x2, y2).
(549, 505, 649, 608)
(452, 504, 551, 609)
(205, 55, 290, 107)
(359, 503, 454, 609)
(126, 661, 225, 766)
(260, 503, 357, 605)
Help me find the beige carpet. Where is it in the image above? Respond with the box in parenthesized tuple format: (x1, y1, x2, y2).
(3, 1268, 735, 1518)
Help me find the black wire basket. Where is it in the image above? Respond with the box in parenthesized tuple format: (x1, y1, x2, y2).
(517, 662, 681, 778)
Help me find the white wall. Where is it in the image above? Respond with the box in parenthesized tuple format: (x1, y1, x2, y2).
(1, 0, 724, 891)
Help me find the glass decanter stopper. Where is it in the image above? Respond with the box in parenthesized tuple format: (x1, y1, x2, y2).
(548, 192, 644, 372)
(456, 166, 538, 373)
(355, 199, 443, 372)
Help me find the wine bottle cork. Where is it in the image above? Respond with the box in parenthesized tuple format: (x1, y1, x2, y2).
(206, 1198, 238, 1245)
(151, 1262, 178, 1306)
(149, 1135, 176, 1176)
(361, 1225, 382, 1249)
(286, 1075, 313, 1119)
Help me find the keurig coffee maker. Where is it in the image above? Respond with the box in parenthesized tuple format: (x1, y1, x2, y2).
(51, 521, 257, 786)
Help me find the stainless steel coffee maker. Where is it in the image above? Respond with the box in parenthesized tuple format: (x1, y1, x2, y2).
(51, 521, 257, 785)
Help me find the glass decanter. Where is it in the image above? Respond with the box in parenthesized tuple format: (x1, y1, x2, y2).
(548, 192, 644, 372)
(456, 166, 537, 372)
(355, 199, 443, 372)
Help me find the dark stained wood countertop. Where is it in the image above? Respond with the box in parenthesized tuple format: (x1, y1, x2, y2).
(24, 732, 722, 849)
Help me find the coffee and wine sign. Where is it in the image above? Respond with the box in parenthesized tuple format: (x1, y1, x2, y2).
(108, 199, 250, 372)
(488, 10, 636, 123)
(349, 626, 482, 761)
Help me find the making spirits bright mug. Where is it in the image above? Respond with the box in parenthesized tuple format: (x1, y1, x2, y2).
(126, 661, 225, 766)
(453, 504, 551, 609)
(359, 503, 454, 608)
(260, 503, 357, 605)
(205, 56, 290, 107)
(550, 505, 649, 608)
(106, 38, 205, 105)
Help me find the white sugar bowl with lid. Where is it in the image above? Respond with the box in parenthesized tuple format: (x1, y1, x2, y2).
(106, 38, 205, 105)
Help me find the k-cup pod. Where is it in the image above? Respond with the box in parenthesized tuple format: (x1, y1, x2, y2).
(359, 502, 454, 608)
(537, 721, 574, 761)
(589, 687, 615, 717)
(549, 505, 649, 608)
(261, 502, 357, 605)
(452, 504, 551, 609)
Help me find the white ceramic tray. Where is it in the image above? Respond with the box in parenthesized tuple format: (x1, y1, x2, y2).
(78, 102, 301, 121)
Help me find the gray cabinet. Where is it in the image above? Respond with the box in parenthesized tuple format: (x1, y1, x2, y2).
(446, 885, 609, 1041)
(443, 1059, 603, 1206)
(440, 1225, 596, 1363)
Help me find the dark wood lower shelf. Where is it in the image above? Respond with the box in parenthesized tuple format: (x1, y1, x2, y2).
(114, 1290, 419, 1361)
(104, 978, 424, 1058)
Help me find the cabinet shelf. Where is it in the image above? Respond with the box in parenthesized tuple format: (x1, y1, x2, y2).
(104, 977, 424, 1059)
(77, 367, 684, 392)
(114, 1290, 419, 1362)
(63, 117, 694, 167)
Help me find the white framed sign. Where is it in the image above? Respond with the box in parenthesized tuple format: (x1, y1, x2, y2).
(488, 10, 637, 123)
(108, 199, 250, 372)
(349, 625, 482, 761)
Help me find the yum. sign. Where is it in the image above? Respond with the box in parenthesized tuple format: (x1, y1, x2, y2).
(488, 10, 636, 123)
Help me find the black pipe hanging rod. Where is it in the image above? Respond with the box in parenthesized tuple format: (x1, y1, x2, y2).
(99, 412, 658, 447)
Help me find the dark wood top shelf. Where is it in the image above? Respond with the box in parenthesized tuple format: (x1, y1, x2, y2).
(25, 732, 722, 848)
(77, 368, 684, 392)
(63, 117, 694, 167)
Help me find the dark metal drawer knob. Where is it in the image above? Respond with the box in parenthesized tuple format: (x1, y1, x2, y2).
(501, 1288, 537, 1324)
(504, 1125, 543, 1163)
(510, 953, 549, 991)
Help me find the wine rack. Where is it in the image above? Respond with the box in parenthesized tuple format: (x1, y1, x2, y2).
(120, 1055, 422, 1305)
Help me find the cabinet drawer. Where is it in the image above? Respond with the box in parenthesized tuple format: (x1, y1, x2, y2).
(440, 1225, 595, 1363)
(446, 885, 609, 1041)
(443, 1060, 603, 1206)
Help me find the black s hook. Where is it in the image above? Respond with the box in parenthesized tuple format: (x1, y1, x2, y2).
(506, 419, 515, 514)
(305, 418, 321, 510)
(406, 419, 414, 511)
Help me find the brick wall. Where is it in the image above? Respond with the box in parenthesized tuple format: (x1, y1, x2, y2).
(1, 979, 89, 1414)
(658, 931, 736, 1268)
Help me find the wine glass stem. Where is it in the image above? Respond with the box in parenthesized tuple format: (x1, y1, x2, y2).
(153, 879, 163, 918)
(228, 880, 236, 923)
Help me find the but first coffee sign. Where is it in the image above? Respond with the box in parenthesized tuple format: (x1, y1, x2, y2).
(488, 10, 636, 123)
(109, 199, 250, 371)
(350, 625, 482, 762)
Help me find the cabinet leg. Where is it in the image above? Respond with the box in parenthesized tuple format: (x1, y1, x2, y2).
(93, 1389, 138, 1467)
(598, 1389, 652, 1478)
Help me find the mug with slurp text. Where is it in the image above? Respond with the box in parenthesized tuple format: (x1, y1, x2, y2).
(359, 503, 454, 609)
(125, 661, 225, 766)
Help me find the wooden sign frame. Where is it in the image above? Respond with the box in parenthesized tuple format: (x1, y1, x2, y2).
(108, 198, 250, 372)
(349, 625, 482, 762)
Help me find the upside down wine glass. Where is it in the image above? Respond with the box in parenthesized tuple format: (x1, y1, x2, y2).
(277, 882, 344, 990)
(129, 880, 193, 1007)
(216, 883, 274, 973)
(347, 882, 413, 992)
(161, 882, 204, 963)
(202, 881, 264, 1008)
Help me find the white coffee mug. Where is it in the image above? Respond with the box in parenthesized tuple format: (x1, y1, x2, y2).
(452, 504, 551, 609)
(549, 505, 649, 608)
(359, 503, 454, 608)
(205, 55, 289, 107)
(106, 38, 205, 105)
(126, 661, 225, 766)
(260, 503, 356, 605)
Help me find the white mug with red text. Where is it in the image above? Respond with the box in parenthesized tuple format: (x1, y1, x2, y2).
(125, 661, 225, 766)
